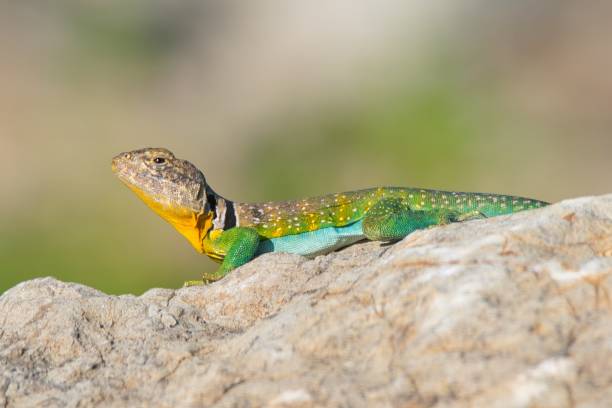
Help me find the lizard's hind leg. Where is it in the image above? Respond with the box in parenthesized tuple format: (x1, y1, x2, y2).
(362, 198, 455, 241)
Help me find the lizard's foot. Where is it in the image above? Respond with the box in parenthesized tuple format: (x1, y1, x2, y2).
(456, 210, 487, 222)
(183, 279, 206, 287)
(183, 268, 228, 287)
(183, 277, 222, 287)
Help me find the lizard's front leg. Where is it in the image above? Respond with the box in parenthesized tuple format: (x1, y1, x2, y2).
(184, 227, 260, 286)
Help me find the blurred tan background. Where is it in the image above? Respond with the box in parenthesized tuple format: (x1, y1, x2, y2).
(1, 1, 611, 294)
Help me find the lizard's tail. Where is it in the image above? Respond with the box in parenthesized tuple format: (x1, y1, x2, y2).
(479, 194, 549, 217)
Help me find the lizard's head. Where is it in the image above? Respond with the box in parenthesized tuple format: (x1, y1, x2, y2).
(112, 147, 209, 252)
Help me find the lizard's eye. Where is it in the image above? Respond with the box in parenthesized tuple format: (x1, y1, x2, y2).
(153, 157, 166, 164)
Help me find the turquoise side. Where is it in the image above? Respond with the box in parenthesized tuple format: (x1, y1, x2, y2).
(256, 220, 365, 258)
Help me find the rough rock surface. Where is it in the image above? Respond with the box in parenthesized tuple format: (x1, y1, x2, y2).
(1, 195, 612, 407)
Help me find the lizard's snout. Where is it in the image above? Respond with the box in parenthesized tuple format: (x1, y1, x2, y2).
(111, 152, 132, 174)
(111, 156, 122, 174)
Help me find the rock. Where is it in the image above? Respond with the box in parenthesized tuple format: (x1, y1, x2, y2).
(1, 195, 612, 407)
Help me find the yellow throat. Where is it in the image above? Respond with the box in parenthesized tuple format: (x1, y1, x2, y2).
(127, 184, 211, 253)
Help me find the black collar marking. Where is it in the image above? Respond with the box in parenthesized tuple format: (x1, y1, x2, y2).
(205, 188, 236, 230)
(224, 200, 236, 230)
(206, 190, 217, 216)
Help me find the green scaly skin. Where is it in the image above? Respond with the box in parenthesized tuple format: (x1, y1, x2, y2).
(112, 148, 549, 286)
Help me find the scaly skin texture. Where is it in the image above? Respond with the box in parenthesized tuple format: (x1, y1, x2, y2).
(112, 148, 549, 286)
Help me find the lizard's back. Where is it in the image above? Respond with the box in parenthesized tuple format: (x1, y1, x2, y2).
(236, 187, 548, 257)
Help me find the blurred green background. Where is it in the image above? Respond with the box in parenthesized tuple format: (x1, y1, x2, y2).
(1, 1, 611, 294)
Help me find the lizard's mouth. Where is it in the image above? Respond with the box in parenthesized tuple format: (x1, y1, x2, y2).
(111, 153, 142, 191)
(111, 154, 127, 181)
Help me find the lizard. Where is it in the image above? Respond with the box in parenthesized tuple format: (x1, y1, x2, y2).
(112, 147, 549, 286)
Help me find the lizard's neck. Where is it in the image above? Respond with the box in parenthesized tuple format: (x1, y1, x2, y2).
(126, 183, 238, 253)
(162, 186, 238, 253)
